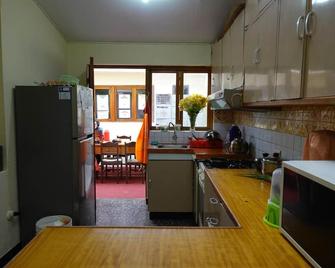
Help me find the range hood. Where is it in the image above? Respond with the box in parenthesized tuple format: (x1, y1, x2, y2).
(207, 87, 243, 110)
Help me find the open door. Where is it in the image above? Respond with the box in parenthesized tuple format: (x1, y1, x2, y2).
(86, 57, 94, 89)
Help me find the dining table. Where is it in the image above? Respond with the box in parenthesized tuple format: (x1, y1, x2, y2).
(94, 141, 127, 156)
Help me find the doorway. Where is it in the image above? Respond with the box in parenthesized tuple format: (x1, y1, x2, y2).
(93, 68, 146, 201)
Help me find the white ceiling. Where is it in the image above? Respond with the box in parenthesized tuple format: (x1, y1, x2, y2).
(34, 0, 242, 43)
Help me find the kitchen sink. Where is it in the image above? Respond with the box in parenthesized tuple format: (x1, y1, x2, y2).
(156, 144, 189, 149)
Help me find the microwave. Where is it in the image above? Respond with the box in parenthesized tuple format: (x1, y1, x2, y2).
(280, 161, 335, 268)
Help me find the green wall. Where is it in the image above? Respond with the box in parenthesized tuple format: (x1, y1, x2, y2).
(67, 42, 211, 83)
(0, 0, 67, 258)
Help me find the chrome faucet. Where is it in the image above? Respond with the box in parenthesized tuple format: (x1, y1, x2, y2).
(168, 122, 178, 143)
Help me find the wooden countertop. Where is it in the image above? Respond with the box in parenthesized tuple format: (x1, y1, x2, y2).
(8, 170, 310, 268)
(148, 146, 251, 160)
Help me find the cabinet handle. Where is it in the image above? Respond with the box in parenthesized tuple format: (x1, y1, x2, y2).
(209, 197, 219, 205)
(296, 15, 305, 40)
(305, 11, 314, 37)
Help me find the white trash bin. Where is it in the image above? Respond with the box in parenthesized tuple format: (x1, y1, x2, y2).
(36, 215, 72, 234)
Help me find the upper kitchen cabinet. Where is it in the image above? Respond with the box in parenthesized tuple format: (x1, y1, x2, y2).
(221, 10, 244, 90)
(230, 10, 245, 89)
(245, 0, 258, 27)
(245, 0, 272, 26)
(221, 31, 232, 89)
(275, 0, 306, 100)
(244, 0, 279, 103)
(211, 39, 222, 93)
(305, 0, 335, 98)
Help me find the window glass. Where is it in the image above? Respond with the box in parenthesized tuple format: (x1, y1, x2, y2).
(136, 90, 146, 119)
(182, 73, 208, 127)
(151, 73, 177, 127)
(96, 90, 110, 119)
(117, 89, 132, 119)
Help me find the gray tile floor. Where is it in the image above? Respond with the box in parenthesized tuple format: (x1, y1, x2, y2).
(96, 198, 196, 227)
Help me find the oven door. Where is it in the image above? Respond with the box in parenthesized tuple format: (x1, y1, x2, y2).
(197, 163, 206, 226)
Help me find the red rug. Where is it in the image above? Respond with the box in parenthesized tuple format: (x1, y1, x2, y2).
(96, 177, 145, 199)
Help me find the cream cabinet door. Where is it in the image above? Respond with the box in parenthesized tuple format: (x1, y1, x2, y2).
(230, 10, 245, 89)
(221, 32, 232, 89)
(259, 0, 272, 12)
(211, 39, 222, 93)
(244, 1, 278, 103)
(305, 0, 335, 97)
(245, 0, 258, 27)
(275, 0, 306, 100)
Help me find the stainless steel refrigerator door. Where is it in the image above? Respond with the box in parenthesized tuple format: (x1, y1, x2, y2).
(72, 86, 94, 138)
(73, 136, 96, 226)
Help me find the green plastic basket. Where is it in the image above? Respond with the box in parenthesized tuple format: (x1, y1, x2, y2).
(263, 200, 280, 228)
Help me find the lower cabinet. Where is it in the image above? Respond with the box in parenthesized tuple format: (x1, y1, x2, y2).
(147, 160, 193, 213)
(204, 172, 237, 227)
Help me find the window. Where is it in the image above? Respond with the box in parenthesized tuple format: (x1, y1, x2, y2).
(150, 69, 211, 130)
(96, 90, 110, 119)
(95, 86, 145, 121)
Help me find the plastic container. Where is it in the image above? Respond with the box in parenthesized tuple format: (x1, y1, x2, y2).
(263, 168, 282, 228)
(103, 130, 110, 141)
(59, 74, 80, 86)
(263, 200, 280, 228)
(36, 215, 72, 234)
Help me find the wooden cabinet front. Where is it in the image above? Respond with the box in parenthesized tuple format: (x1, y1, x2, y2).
(147, 160, 193, 213)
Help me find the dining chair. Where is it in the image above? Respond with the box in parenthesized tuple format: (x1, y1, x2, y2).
(100, 141, 122, 183)
(124, 141, 145, 184)
(117, 135, 131, 142)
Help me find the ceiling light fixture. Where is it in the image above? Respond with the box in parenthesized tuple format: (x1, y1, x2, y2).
(142, 0, 149, 3)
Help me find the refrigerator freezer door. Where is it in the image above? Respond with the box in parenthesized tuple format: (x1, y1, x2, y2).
(73, 136, 96, 226)
(73, 86, 94, 138)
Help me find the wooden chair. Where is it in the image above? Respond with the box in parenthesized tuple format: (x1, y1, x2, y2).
(100, 142, 122, 183)
(117, 135, 131, 142)
(124, 141, 145, 184)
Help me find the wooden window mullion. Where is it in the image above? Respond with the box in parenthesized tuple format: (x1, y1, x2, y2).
(176, 72, 183, 125)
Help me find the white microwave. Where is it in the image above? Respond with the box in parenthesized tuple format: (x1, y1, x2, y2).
(280, 161, 335, 268)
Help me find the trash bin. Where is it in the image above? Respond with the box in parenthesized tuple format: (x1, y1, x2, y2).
(36, 215, 72, 234)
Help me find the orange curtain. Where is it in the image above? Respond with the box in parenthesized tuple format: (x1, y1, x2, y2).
(135, 113, 149, 164)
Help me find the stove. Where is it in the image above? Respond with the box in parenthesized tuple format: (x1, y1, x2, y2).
(202, 157, 255, 169)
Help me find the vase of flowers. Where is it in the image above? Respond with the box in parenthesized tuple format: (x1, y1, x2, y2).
(179, 94, 207, 131)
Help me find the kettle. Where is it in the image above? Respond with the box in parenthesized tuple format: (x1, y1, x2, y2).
(229, 125, 241, 142)
(229, 138, 249, 154)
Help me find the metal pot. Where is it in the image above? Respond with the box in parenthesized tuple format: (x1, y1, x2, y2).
(261, 153, 282, 176)
(229, 138, 242, 153)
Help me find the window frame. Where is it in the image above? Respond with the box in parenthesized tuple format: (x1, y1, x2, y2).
(94, 85, 146, 122)
(147, 67, 212, 130)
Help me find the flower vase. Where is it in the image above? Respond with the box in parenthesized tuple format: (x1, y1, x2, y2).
(189, 113, 197, 132)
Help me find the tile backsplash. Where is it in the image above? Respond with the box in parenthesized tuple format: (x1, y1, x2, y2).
(215, 105, 335, 137)
(214, 105, 335, 160)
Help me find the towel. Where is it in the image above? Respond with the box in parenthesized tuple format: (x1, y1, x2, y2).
(302, 130, 335, 160)
(135, 113, 149, 165)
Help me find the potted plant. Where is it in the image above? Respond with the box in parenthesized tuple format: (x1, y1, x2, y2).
(179, 94, 207, 131)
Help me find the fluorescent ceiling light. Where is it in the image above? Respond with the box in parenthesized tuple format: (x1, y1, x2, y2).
(142, 0, 149, 3)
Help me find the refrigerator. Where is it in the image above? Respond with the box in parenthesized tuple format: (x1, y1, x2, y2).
(14, 85, 96, 245)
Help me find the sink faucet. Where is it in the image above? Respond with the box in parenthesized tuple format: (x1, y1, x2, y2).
(168, 122, 178, 143)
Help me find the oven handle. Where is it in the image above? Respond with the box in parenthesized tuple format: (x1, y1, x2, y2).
(206, 217, 219, 227)
(209, 197, 219, 205)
